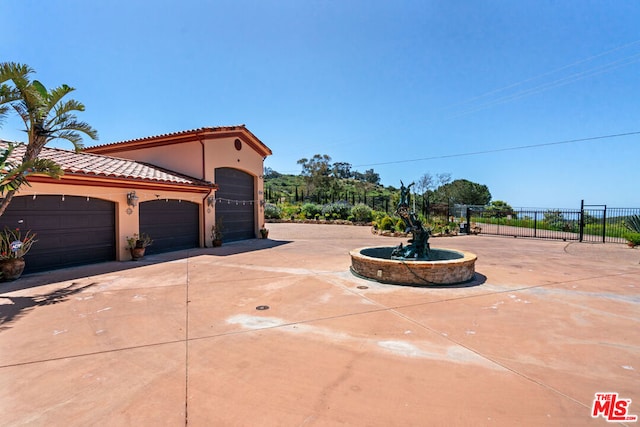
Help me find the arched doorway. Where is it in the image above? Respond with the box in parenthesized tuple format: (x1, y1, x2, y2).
(214, 167, 255, 241)
(0, 195, 116, 273)
(140, 199, 199, 254)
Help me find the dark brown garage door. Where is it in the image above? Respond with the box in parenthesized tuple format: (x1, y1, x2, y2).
(215, 167, 255, 242)
(0, 195, 116, 273)
(139, 199, 199, 254)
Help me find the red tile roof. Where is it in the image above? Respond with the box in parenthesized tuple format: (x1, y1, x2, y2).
(85, 125, 272, 157)
(0, 141, 214, 188)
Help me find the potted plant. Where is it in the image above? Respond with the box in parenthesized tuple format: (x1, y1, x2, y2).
(211, 217, 224, 247)
(126, 233, 153, 260)
(260, 224, 269, 239)
(624, 232, 640, 248)
(0, 227, 37, 281)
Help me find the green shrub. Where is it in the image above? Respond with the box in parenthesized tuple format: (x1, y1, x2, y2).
(379, 216, 395, 231)
(372, 210, 388, 223)
(351, 203, 373, 222)
(280, 202, 301, 219)
(300, 203, 322, 219)
(625, 232, 640, 247)
(321, 201, 352, 220)
(395, 218, 406, 233)
(264, 203, 282, 219)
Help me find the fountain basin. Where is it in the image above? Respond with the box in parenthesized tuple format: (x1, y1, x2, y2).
(350, 246, 477, 286)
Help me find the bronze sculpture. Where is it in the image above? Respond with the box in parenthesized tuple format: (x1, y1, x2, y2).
(391, 181, 431, 259)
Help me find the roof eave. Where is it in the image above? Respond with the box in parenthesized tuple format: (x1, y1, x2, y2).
(85, 126, 273, 157)
(26, 173, 217, 194)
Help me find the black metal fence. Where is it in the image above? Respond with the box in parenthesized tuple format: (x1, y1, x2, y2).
(465, 202, 639, 243)
(267, 188, 638, 244)
(266, 187, 395, 213)
(266, 186, 451, 217)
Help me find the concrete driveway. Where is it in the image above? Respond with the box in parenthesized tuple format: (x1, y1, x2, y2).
(1, 222, 638, 426)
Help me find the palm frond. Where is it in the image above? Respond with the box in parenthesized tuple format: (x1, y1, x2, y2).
(27, 158, 64, 178)
(0, 63, 34, 86)
(53, 98, 85, 115)
(0, 60, 97, 180)
(11, 101, 31, 126)
(0, 156, 64, 195)
(0, 84, 23, 106)
(50, 130, 85, 150)
(0, 105, 9, 126)
(48, 118, 97, 142)
(45, 84, 75, 110)
(1, 84, 25, 126)
(0, 143, 15, 165)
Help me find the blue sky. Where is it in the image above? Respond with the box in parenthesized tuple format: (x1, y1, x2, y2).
(2, 1, 639, 208)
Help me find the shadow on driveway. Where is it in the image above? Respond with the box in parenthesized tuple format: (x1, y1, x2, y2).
(0, 282, 97, 332)
(0, 238, 292, 294)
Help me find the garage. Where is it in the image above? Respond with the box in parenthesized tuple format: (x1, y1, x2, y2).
(214, 167, 255, 242)
(0, 195, 116, 273)
(139, 199, 199, 254)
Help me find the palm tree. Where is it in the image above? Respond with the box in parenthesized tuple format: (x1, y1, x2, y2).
(0, 62, 98, 215)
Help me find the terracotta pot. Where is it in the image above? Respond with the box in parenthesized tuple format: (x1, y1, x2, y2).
(212, 239, 222, 247)
(130, 247, 146, 260)
(0, 258, 26, 281)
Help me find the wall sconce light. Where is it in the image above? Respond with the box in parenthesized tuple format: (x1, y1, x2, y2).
(127, 191, 139, 207)
(207, 195, 215, 207)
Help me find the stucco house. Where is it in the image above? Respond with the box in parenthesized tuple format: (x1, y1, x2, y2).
(0, 125, 272, 273)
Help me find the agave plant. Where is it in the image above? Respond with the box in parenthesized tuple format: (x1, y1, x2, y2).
(625, 214, 640, 233)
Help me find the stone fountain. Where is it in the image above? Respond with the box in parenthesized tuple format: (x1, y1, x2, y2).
(350, 181, 477, 286)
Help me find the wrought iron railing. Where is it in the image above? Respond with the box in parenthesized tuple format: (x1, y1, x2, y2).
(466, 203, 640, 243)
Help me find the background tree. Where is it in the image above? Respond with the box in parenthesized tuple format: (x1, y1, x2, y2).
(332, 162, 352, 179)
(362, 168, 380, 185)
(297, 154, 332, 199)
(415, 173, 435, 196)
(484, 200, 514, 218)
(263, 166, 281, 179)
(352, 168, 380, 185)
(544, 210, 569, 231)
(433, 179, 491, 206)
(0, 62, 98, 216)
(436, 173, 452, 188)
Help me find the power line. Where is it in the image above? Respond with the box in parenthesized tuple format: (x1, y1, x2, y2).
(447, 53, 640, 119)
(440, 39, 640, 118)
(353, 131, 640, 168)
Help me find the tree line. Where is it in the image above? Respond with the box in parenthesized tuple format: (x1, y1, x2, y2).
(265, 153, 510, 218)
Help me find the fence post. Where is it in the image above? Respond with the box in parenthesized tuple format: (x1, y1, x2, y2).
(579, 199, 585, 242)
(602, 205, 607, 243)
(465, 207, 471, 234)
(534, 211, 537, 237)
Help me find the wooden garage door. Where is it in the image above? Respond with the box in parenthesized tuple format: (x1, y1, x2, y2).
(0, 195, 115, 273)
(139, 199, 199, 254)
(215, 168, 255, 242)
